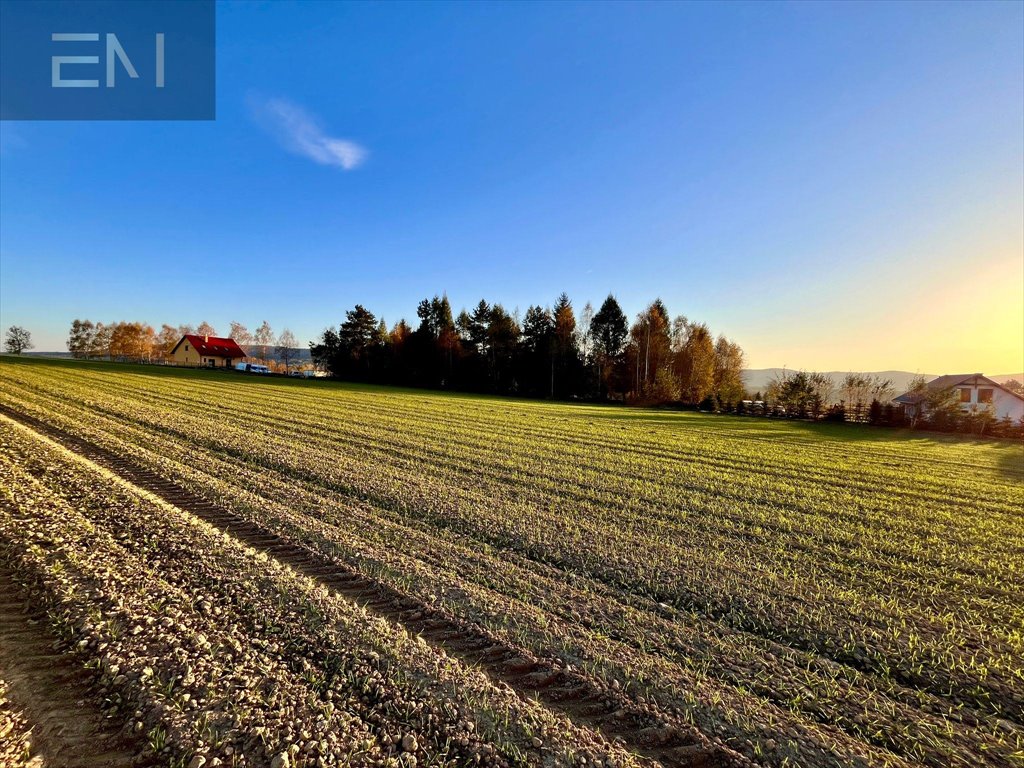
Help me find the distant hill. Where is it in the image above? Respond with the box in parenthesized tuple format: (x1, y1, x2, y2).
(254, 347, 312, 364)
(990, 373, 1024, 385)
(742, 369, 1024, 396)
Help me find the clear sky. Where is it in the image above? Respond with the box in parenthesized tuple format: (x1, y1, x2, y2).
(2, 1, 1022, 373)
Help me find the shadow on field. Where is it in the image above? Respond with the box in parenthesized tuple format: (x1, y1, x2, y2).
(993, 443, 1024, 483)
(581, 406, 1024, 465)
(583, 407, 935, 441)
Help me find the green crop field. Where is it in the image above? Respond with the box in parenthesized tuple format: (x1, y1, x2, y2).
(1, 355, 1022, 768)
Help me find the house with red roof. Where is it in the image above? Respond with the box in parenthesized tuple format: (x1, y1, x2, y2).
(169, 334, 247, 368)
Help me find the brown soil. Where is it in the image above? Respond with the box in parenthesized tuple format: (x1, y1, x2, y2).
(0, 563, 142, 768)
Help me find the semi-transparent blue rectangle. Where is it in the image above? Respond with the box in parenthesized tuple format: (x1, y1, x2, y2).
(1, 0, 215, 121)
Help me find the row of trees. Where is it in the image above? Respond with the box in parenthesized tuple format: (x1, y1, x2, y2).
(755, 371, 897, 420)
(9, 318, 1020, 439)
(66, 319, 299, 367)
(311, 293, 747, 405)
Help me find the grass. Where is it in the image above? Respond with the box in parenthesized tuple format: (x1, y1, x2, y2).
(1, 354, 1022, 768)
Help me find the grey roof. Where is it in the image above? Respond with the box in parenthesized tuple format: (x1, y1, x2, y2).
(893, 374, 1023, 404)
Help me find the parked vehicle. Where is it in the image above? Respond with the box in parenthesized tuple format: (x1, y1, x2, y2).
(235, 363, 270, 374)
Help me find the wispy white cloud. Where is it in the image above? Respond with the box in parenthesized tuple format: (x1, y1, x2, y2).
(250, 96, 366, 170)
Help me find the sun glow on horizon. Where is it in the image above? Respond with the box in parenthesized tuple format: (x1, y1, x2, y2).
(744, 250, 1024, 376)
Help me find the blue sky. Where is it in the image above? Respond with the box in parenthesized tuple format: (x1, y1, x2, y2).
(2, 1, 1022, 372)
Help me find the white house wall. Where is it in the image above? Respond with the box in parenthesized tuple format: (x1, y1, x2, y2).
(991, 390, 1024, 421)
(951, 381, 1024, 422)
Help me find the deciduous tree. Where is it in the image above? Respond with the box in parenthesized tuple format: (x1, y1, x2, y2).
(67, 319, 95, 358)
(108, 322, 153, 361)
(229, 321, 253, 355)
(91, 323, 112, 359)
(276, 328, 298, 370)
(680, 323, 715, 404)
(4, 326, 33, 354)
(254, 321, 274, 363)
(155, 324, 179, 360)
(576, 301, 594, 363)
(713, 335, 746, 407)
(630, 300, 671, 396)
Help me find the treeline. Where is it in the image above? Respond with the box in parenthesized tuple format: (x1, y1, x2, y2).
(750, 371, 897, 420)
(66, 319, 300, 367)
(310, 293, 746, 405)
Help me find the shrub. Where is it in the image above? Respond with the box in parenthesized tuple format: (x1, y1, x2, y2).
(868, 399, 883, 425)
(824, 404, 846, 422)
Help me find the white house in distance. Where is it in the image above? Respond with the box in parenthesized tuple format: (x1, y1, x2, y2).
(893, 374, 1024, 422)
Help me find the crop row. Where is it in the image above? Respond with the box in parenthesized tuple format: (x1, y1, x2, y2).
(0, 416, 642, 768)
(2, 365, 1020, 709)
(2, 359, 1021, 767)
(5, 366, 1019, 627)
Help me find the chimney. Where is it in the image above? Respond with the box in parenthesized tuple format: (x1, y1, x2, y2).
(204, 334, 209, 343)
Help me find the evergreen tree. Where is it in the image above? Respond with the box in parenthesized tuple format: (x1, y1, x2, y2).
(486, 304, 520, 391)
(340, 305, 378, 370)
(551, 293, 582, 398)
(522, 305, 555, 396)
(868, 399, 883, 425)
(589, 295, 628, 399)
